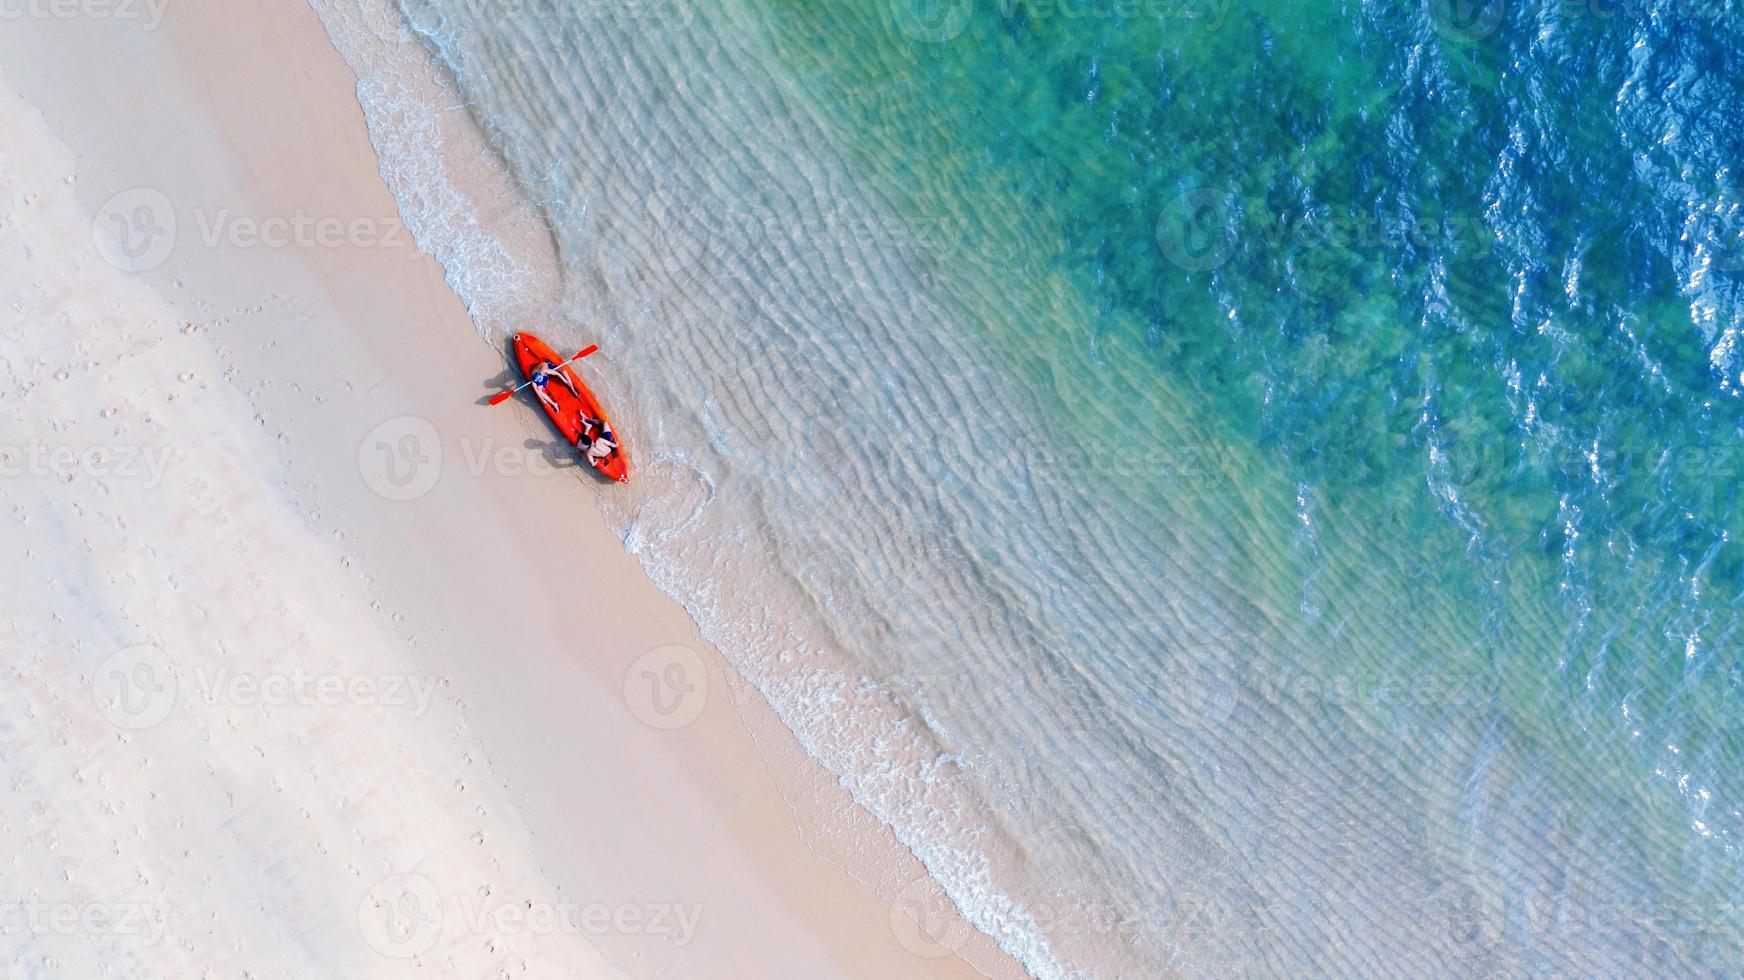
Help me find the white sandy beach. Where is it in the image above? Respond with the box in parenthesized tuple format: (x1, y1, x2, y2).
(0, 1, 1024, 976)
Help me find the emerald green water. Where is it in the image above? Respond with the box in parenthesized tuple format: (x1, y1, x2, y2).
(766, 0, 1743, 583)
(759, 0, 1744, 961)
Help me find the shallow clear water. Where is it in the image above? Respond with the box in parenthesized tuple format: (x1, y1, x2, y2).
(322, 0, 1744, 974)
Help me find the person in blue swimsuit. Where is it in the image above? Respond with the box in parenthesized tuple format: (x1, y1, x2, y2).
(529, 360, 581, 414)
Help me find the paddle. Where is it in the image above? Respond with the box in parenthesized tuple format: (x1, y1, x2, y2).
(487, 345, 599, 405)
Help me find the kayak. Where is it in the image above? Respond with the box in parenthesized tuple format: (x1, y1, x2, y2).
(512, 331, 629, 484)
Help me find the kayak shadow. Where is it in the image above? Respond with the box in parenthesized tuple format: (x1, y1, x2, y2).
(475, 367, 522, 406)
(481, 367, 598, 478)
(524, 437, 590, 473)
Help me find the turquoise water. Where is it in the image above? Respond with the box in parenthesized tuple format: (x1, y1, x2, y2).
(330, 0, 1744, 973)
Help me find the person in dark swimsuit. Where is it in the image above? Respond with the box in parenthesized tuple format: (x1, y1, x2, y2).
(575, 416, 618, 464)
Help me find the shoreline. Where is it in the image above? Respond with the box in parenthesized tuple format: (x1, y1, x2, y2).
(331, 5, 1089, 974)
(0, 0, 1025, 976)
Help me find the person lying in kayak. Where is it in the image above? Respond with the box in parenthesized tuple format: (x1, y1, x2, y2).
(576, 416, 619, 465)
(529, 360, 582, 413)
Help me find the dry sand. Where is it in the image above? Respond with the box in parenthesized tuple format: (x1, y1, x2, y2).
(0, 0, 1026, 976)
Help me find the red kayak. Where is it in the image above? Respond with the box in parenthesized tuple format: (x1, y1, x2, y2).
(512, 332, 629, 484)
